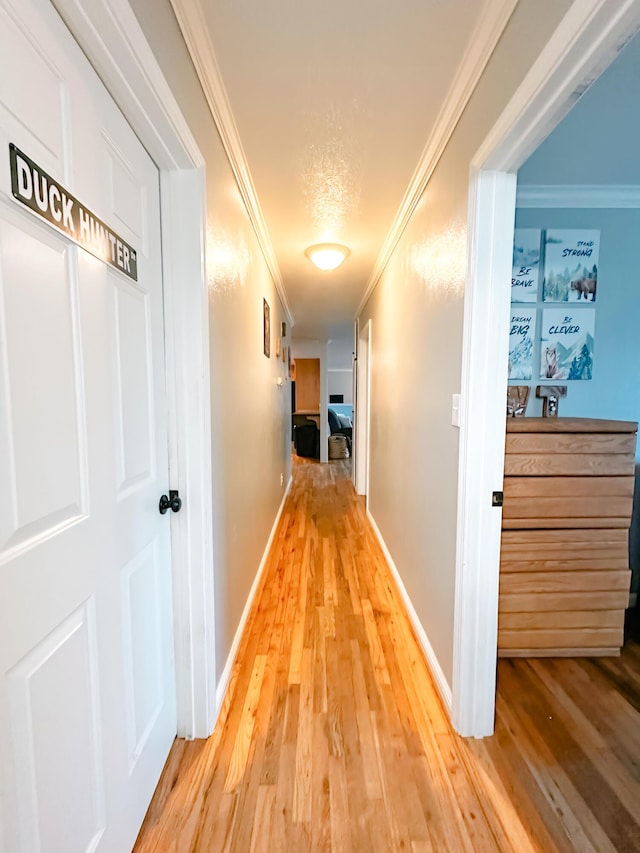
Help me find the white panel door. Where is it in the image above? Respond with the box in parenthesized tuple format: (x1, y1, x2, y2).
(0, 0, 176, 850)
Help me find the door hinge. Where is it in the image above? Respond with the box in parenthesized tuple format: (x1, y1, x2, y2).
(491, 491, 504, 508)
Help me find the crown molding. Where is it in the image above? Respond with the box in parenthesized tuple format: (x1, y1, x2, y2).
(355, 0, 518, 318)
(517, 183, 640, 208)
(169, 0, 294, 326)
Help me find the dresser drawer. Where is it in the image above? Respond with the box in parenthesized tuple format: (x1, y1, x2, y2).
(500, 528, 629, 571)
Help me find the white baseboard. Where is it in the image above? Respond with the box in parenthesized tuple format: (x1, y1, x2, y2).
(366, 508, 453, 714)
(213, 475, 293, 719)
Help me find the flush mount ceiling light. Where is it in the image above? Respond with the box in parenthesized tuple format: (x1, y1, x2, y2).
(305, 243, 350, 271)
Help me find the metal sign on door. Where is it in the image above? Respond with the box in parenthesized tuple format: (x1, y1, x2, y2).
(9, 143, 138, 281)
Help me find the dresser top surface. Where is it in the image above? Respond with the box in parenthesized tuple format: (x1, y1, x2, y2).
(506, 417, 638, 434)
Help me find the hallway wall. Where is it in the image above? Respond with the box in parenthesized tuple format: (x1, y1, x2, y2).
(357, 0, 573, 688)
(128, 0, 292, 684)
(328, 338, 354, 405)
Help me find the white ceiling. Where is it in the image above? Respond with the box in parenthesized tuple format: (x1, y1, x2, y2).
(194, 0, 498, 339)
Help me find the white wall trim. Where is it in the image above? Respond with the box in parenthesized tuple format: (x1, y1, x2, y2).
(53, 0, 217, 739)
(319, 342, 329, 464)
(352, 320, 359, 490)
(517, 183, 640, 208)
(453, 169, 515, 738)
(355, 0, 518, 318)
(366, 509, 453, 714)
(454, 0, 640, 738)
(168, 0, 294, 327)
(161, 169, 215, 739)
(51, 0, 202, 170)
(214, 476, 293, 716)
(355, 321, 371, 498)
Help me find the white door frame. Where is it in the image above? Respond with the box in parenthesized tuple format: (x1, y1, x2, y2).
(51, 0, 216, 739)
(453, 0, 640, 737)
(355, 319, 372, 502)
(352, 320, 358, 489)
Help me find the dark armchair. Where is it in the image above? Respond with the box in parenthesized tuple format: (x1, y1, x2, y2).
(293, 415, 320, 459)
(328, 408, 352, 451)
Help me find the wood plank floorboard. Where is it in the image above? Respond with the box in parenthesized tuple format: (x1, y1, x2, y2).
(135, 457, 640, 852)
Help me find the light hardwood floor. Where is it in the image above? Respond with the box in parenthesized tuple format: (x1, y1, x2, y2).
(135, 457, 640, 852)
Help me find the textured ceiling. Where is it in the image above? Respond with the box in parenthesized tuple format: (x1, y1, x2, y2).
(198, 0, 493, 339)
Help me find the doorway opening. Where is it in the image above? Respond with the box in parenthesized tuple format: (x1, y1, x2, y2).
(327, 337, 355, 467)
(500, 29, 640, 662)
(453, 1, 640, 737)
(292, 357, 322, 460)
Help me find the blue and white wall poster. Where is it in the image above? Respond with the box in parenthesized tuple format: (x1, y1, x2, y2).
(542, 229, 600, 302)
(540, 308, 595, 380)
(511, 228, 540, 302)
(509, 308, 536, 380)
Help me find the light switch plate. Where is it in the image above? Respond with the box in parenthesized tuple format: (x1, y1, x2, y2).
(451, 393, 461, 427)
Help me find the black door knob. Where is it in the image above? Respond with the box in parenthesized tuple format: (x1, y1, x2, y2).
(159, 490, 182, 515)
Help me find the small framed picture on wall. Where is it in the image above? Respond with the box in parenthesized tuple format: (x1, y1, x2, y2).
(540, 308, 595, 380)
(508, 307, 536, 380)
(543, 230, 599, 302)
(263, 298, 270, 358)
(511, 229, 541, 303)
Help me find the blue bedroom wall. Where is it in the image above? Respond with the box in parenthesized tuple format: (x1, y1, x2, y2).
(511, 207, 640, 447)
(518, 34, 640, 186)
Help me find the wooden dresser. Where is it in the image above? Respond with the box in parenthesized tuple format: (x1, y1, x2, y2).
(499, 417, 637, 657)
